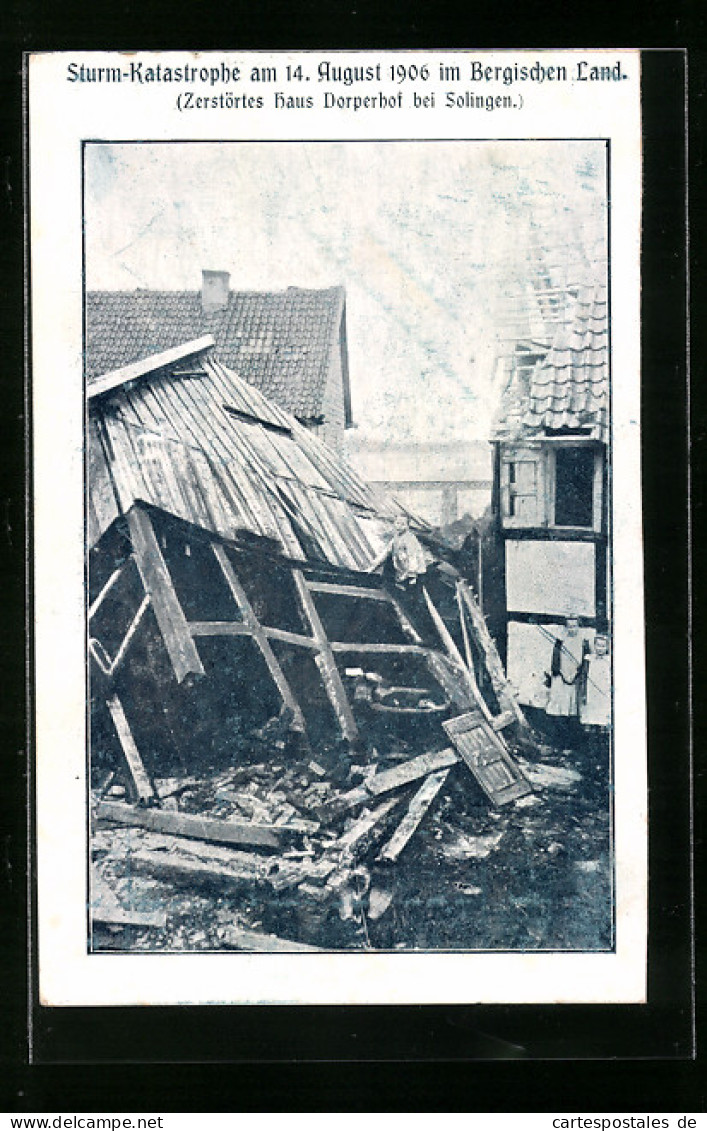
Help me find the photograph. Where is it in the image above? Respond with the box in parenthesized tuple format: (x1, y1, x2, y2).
(83, 138, 613, 956)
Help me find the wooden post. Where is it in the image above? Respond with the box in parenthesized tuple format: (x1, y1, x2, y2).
(292, 570, 358, 742)
(422, 585, 493, 723)
(212, 544, 306, 733)
(377, 768, 450, 863)
(456, 579, 527, 728)
(105, 692, 156, 803)
(127, 507, 205, 684)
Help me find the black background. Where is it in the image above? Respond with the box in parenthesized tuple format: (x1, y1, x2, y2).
(1, 0, 702, 1113)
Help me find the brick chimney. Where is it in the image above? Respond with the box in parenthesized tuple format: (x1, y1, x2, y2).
(201, 269, 230, 312)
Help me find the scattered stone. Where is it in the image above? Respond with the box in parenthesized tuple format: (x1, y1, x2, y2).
(441, 829, 505, 860)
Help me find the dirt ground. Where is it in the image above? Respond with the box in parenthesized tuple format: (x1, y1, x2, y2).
(91, 720, 612, 955)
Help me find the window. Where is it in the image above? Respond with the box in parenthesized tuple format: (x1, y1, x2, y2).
(553, 446, 596, 528)
(501, 456, 540, 526)
(500, 443, 603, 531)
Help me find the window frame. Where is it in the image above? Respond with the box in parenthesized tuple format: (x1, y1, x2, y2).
(499, 438, 604, 533)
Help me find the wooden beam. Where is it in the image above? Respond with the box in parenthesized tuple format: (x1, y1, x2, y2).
(320, 747, 459, 818)
(330, 795, 401, 855)
(187, 620, 252, 637)
(292, 569, 358, 742)
(329, 641, 429, 656)
(388, 595, 424, 644)
(108, 594, 151, 675)
(305, 580, 392, 602)
(422, 585, 493, 723)
(377, 768, 450, 863)
(105, 693, 156, 803)
(127, 507, 205, 684)
(456, 579, 528, 728)
(212, 544, 306, 733)
(262, 626, 320, 650)
(88, 562, 127, 620)
(89, 591, 149, 678)
(128, 847, 269, 891)
(96, 799, 283, 850)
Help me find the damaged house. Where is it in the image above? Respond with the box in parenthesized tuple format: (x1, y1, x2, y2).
(87, 303, 534, 949)
(87, 271, 353, 452)
(491, 282, 610, 710)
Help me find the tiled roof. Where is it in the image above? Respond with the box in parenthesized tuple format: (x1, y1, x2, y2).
(493, 283, 608, 443)
(86, 286, 348, 422)
(88, 346, 404, 571)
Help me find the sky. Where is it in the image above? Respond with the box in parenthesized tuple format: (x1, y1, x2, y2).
(84, 140, 607, 446)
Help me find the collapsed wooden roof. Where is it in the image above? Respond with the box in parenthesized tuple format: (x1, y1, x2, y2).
(88, 337, 406, 568)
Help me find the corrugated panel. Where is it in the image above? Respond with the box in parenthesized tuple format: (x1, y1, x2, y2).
(89, 351, 393, 566)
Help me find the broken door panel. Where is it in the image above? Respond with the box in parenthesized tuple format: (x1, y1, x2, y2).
(443, 710, 532, 806)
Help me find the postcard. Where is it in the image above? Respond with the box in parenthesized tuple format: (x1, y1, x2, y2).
(29, 49, 645, 1005)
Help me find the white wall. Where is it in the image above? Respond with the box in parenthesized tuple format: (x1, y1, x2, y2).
(505, 539, 596, 618)
(507, 619, 597, 708)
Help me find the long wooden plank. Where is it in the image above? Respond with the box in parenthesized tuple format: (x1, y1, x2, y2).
(96, 800, 282, 850)
(330, 795, 401, 855)
(292, 569, 358, 741)
(127, 507, 206, 683)
(187, 620, 252, 637)
(422, 585, 493, 723)
(306, 580, 391, 602)
(212, 543, 306, 732)
(128, 848, 269, 890)
(320, 747, 459, 817)
(105, 693, 155, 803)
(109, 593, 151, 674)
(88, 563, 126, 620)
(88, 335, 214, 400)
(377, 768, 451, 863)
(457, 579, 528, 728)
(329, 641, 429, 656)
(262, 626, 319, 650)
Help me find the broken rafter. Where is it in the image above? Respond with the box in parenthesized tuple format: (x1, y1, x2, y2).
(292, 569, 358, 742)
(89, 593, 151, 678)
(456, 579, 528, 729)
(305, 580, 391, 602)
(95, 800, 285, 851)
(320, 747, 459, 818)
(377, 768, 451, 864)
(88, 560, 129, 619)
(127, 507, 205, 684)
(105, 693, 156, 803)
(422, 585, 493, 723)
(212, 543, 306, 733)
(329, 641, 429, 656)
(330, 795, 401, 857)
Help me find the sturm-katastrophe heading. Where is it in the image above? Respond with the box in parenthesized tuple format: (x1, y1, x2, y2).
(66, 59, 629, 85)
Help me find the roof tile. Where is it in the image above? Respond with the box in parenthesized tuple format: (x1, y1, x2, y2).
(86, 286, 345, 420)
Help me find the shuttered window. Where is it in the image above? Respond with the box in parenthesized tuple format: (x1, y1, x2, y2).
(500, 455, 542, 527)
